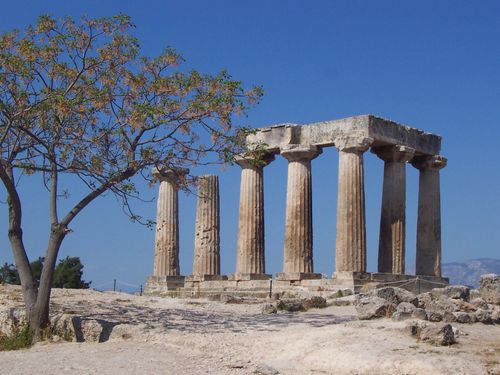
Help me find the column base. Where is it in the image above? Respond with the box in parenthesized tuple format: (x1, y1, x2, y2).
(228, 273, 272, 281)
(275, 272, 322, 281)
(144, 275, 185, 295)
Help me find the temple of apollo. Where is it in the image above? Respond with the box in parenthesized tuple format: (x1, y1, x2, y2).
(145, 115, 448, 297)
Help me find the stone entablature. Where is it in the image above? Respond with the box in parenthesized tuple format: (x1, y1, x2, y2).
(246, 115, 441, 156)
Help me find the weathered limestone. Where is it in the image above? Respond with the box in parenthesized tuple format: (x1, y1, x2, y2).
(152, 167, 189, 277)
(281, 145, 322, 274)
(335, 137, 372, 273)
(372, 146, 415, 274)
(235, 154, 275, 277)
(412, 155, 447, 277)
(193, 175, 220, 276)
(145, 115, 450, 299)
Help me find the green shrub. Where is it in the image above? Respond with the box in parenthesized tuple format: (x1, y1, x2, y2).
(0, 323, 32, 351)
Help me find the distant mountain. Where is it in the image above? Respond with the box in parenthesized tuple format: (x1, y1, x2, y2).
(406, 258, 500, 287)
(442, 259, 500, 288)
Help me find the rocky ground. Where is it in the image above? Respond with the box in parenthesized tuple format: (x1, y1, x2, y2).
(0, 277, 499, 375)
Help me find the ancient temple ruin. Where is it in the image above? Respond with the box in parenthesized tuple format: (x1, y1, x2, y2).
(145, 115, 448, 297)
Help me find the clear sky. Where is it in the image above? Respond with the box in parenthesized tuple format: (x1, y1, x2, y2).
(0, 1, 499, 291)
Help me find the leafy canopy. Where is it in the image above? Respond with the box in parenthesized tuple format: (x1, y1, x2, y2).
(0, 14, 262, 225)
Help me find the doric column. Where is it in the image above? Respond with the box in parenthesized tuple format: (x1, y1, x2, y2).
(281, 145, 322, 273)
(152, 167, 189, 276)
(335, 137, 373, 273)
(372, 145, 415, 274)
(235, 153, 275, 275)
(193, 175, 220, 276)
(412, 155, 447, 277)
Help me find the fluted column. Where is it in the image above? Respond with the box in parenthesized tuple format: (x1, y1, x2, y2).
(235, 154, 275, 275)
(281, 145, 322, 273)
(412, 155, 447, 277)
(152, 167, 189, 277)
(335, 137, 373, 273)
(372, 145, 415, 274)
(193, 175, 220, 275)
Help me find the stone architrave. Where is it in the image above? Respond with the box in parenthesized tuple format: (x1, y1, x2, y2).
(335, 137, 373, 273)
(193, 175, 220, 276)
(412, 155, 447, 277)
(235, 153, 275, 275)
(372, 145, 415, 274)
(152, 167, 189, 277)
(280, 144, 322, 274)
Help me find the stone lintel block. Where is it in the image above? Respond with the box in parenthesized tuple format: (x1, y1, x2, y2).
(275, 272, 322, 281)
(228, 273, 272, 281)
(371, 145, 415, 162)
(246, 115, 441, 156)
(185, 274, 228, 282)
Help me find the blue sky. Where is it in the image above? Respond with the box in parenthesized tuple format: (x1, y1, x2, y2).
(0, 1, 499, 291)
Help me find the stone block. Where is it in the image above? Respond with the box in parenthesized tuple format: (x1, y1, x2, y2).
(275, 272, 322, 281)
(227, 273, 271, 281)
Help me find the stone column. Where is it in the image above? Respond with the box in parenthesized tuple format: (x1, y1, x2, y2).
(152, 167, 188, 277)
(280, 144, 322, 275)
(372, 145, 415, 274)
(235, 154, 275, 276)
(412, 155, 447, 277)
(193, 175, 220, 276)
(335, 137, 373, 273)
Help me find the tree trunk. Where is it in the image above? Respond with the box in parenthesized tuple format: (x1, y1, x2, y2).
(29, 226, 65, 341)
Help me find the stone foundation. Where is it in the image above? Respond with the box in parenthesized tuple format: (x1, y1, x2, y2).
(145, 272, 449, 298)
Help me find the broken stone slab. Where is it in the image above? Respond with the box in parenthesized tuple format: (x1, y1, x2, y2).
(470, 297, 489, 310)
(419, 323, 456, 346)
(431, 285, 470, 301)
(392, 302, 417, 321)
(406, 321, 456, 346)
(261, 304, 278, 314)
(411, 308, 427, 320)
(355, 295, 395, 320)
(425, 296, 458, 314)
(453, 312, 473, 324)
(366, 287, 418, 306)
(479, 274, 500, 304)
(475, 309, 493, 324)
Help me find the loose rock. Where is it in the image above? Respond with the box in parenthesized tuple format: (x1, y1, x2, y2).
(479, 274, 500, 304)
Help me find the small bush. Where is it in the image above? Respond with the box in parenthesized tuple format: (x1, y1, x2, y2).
(0, 323, 32, 351)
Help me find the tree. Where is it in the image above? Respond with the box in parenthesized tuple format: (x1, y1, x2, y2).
(0, 14, 262, 340)
(0, 256, 90, 289)
(29, 257, 44, 285)
(0, 262, 20, 284)
(53, 257, 90, 289)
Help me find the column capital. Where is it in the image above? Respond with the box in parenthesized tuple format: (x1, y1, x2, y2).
(280, 144, 322, 162)
(411, 155, 447, 171)
(371, 145, 415, 162)
(152, 166, 189, 184)
(335, 137, 373, 152)
(234, 152, 275, 169)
